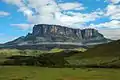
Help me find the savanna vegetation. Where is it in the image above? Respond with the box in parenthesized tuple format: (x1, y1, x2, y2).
(1, 40, 120, 68)
(0, 66, 120, 80)
(0, 40, 120, 80)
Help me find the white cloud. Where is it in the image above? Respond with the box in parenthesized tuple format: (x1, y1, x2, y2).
(3, 0, 33, 17)
(18, 7, 33, 17)
(106, 0, 120, 4)
(106, 4, 120, 20)
(58, 2, 85, 10)
(0, 11, 10, 17)
(63, 9, 104, 23)
(90, 20, 120, 29)
(10, 24, 34, 30)
(22, 0, 61, 25)
(3, 0, 103, 28)
(27, 1, 104, 27)
(99, 29, 120, 40)
(24, 0, 91, 27)
(89, 20, 120, 40)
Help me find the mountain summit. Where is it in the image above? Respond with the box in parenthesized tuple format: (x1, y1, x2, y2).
(5, 24, 109, 46)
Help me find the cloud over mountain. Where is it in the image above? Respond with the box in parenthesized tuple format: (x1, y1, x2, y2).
(2, 0, 104, 28)
(1, 0, 120, 40)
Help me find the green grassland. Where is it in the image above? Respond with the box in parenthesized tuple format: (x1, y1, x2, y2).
(1, 44, 120, 68)
(0, 66, 120, 80)
(0, 40, 120, 80)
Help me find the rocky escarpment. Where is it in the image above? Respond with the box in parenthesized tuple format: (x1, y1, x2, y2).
(5, 24, 109, 46)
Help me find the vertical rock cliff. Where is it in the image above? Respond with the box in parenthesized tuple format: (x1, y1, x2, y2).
(31, 24, 106, 43)
(5, 24, 109, 45)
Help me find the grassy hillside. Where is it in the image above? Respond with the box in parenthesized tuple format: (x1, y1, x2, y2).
(84, 40, 120, 57)
(66, 40, 120, 68)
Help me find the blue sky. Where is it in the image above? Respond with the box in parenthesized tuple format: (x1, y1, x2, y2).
(0, 0, 120, 43)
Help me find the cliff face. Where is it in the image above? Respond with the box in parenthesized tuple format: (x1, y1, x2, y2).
(5, 24, 108, 45)
(31, 24, 105, 42)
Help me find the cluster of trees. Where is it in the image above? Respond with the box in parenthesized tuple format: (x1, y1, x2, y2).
(3, 55, 67, 67)
(2, 50, 120, 68)
(2, 50, 80, 67)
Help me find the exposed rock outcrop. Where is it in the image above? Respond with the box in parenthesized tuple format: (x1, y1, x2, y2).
(5, 24, 109, 46)
(31, 24, 107, 43)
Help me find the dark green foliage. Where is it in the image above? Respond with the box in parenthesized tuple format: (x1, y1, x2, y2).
(2, 52, 68, 67)
(1, 50, 81, 67)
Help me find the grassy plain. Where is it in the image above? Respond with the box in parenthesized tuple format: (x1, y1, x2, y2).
(0, 66, 120, 80)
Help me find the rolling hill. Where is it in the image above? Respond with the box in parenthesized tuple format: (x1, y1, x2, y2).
(66, 40, 120, 68)
(84, 40, 120, 57)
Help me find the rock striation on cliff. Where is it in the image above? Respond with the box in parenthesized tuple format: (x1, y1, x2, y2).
(5, 24, 109, 45)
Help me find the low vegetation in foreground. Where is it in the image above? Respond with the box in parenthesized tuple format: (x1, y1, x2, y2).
(0, 66, 120, 80)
